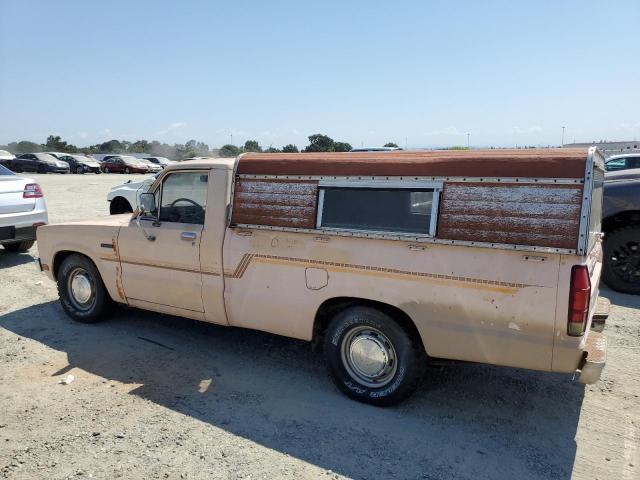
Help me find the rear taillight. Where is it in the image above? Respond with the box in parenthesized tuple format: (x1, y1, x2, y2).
(23, 183, 43, 198)
(568, 265, 591, 336)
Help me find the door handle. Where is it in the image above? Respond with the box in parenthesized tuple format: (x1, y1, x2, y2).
(181, 232, 197, 241)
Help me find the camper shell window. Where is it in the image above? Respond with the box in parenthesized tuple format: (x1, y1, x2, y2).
(316, 182, 441, 236)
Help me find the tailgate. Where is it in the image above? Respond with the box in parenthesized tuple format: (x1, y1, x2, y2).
(0, 178, 34, 214)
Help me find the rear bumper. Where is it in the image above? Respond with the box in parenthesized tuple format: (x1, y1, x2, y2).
(0, 206, 48, 243)
(0, 225, 39, 244)
(577, 330, 607, 384)
(591, 296, 610, 333)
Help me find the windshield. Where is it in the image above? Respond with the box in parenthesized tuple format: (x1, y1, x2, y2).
(0, 164, 15, 176)
(37, 154, 58, 162)
(121, 156, 143, 164)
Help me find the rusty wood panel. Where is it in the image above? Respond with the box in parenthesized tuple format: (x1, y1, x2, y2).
(237, 148, 589, 179)
(437, 182, 583, 250)
(235, 191, 315, 207)
(233, 204, 316, 218)
(443, 183, 583, 204)
(235, 179, 318, 195)
(440, 201, 582, 219)
(232, 179, 318, 229)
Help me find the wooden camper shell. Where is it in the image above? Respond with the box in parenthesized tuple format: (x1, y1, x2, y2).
(229, 147, 605, 255)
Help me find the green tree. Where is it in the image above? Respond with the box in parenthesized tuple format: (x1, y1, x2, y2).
(265, 146, 281, 153)
(129, 140, 150, 153)
(45, 135, 76, 152)
(7, 141, 44, 153)
(98, 139, 125, 153)
(333, 141, 352, 152)
(282, 144, 298, 153)
(304, 133, 335, 152)
(243, 140, 262, 153)
(384, 142, 399, 148)
(219, 144, 241, 157)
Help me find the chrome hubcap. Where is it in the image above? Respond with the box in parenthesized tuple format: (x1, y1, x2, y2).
(341, 326, 397, 388)
(68, 268, 94, 308)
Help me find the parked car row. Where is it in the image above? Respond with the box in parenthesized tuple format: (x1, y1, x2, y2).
(0, 152, 175, 174)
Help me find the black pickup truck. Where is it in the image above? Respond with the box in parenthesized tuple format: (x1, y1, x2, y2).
(602, 168, 640, 294)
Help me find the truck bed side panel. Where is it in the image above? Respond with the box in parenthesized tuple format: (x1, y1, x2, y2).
(223, 228, 561, 372)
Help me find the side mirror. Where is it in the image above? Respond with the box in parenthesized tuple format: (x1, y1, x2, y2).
(139, 193, 156, 215)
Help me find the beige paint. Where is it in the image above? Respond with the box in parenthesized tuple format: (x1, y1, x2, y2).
(36, 157, 602, 377)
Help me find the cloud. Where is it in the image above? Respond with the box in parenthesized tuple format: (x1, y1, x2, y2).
(155, 122, 187, 136)
(427, 126, 463, 136)
(511, 125, 543, 134)
(620, 121, 640, 131)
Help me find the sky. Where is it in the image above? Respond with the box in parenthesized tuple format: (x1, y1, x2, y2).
(0, 0, 639, 150)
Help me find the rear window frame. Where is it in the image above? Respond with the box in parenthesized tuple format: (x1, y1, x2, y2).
(316, 180, 442, 237)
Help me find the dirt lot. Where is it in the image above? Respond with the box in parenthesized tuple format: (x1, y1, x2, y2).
(1, 173, 639, 480)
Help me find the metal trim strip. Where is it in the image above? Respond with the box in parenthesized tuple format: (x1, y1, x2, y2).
(238, 174, 583, 185)
(232, 224, 575, 254)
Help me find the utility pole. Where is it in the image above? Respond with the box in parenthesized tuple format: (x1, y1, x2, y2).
(405, 136, 408, 150)
(561, 126, 566, 147)
(466, 133, 470, 149)
(230, 133, 233, 146)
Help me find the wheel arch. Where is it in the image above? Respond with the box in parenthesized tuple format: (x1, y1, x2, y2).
(52, 250, 90, 280)
(602, 210, 640, 234)
(312, 296, 426, 355)
(109, 196, 133, 215)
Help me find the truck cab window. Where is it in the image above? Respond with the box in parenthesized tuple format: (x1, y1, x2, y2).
(159, 172, 208, 224)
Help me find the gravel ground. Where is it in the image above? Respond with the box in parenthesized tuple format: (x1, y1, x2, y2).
(0, 173, 639, 480)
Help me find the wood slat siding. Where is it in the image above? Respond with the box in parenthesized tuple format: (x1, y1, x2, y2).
(437, 182, 584, 250)
(231, 179, 318, 229)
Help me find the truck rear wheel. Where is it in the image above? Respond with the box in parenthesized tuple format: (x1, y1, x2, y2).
(3, 240, 34, 252)
(58, 254, 113, 323)
(603, 226, 640, 294)
(323, 306, 426, 406)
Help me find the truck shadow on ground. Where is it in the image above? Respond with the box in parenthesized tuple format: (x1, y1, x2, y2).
(0, 250, 35, 269)
(1, 301, 586, 480)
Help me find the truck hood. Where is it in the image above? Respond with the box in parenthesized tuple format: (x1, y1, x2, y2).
(47, 214, 132, 228)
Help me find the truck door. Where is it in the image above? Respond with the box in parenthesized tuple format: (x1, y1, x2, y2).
(198, 167, 230, 325)
(118, 170, 209, 312)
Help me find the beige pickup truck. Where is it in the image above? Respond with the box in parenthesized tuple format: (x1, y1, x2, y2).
(36, 148, 608, 405)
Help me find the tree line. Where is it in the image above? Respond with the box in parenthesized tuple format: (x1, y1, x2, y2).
(0, 134, 397, 160)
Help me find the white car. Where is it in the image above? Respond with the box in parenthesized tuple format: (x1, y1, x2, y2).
(0, 164, 48, 252)
(0, 149, 15, 167)
(144, 156, 174, 169)
(107, 174, 157, 214)
(138, 158, 163, 173)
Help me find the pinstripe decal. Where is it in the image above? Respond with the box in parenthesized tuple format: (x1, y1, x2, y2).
(102, 253, 532, 293)
(223, 253, 533, 292)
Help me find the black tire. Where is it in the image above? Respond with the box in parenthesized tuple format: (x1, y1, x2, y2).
(76, 166, 84, 174)
(323, 306, 426, 406)
(3, 240, 34, 252)
(38, 165, 47, 174)
(124, 167, 130, 174)
(602, 226, 640, 294)
(109, 197, 133, 215)
(104, 167, 110, 173)
(57, 254, 113, 323)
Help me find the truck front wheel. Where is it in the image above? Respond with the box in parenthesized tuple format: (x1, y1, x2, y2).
(58, 254, 113, 323)
(323, 306, 426, 406)
(603, 226, 640, 295)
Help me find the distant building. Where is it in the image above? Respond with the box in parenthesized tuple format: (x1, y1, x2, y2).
(564, 140, 640, 158)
